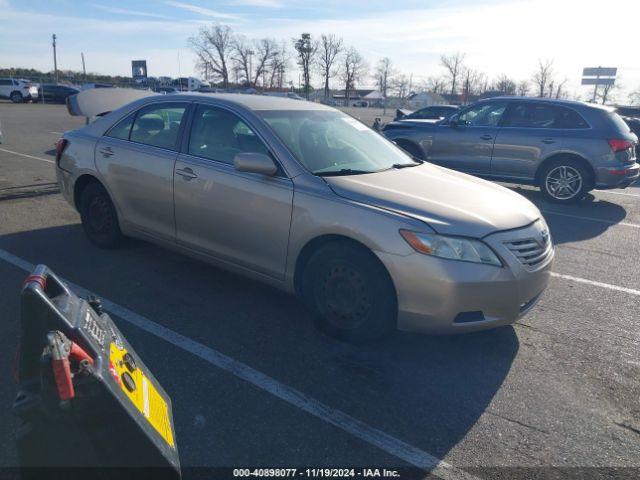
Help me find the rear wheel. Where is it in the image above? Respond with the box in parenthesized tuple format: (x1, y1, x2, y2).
(539, 158, 592, 204)
(10, 91, 23, 103)
(301, 242, 396, 342)
(79, 182, 123, 249)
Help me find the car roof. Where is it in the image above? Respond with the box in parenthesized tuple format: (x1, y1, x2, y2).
(154, 92, 334, 111)
(478, 96, 616, 112)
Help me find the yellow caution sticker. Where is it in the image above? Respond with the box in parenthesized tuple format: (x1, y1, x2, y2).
(109, 343, 175, 448)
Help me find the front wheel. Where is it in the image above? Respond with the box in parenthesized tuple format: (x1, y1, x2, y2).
(301, 242, 397, 342)
(10, 92, 23, 103)
(539, 159, 591, 204)
(79, 182, 123, 249)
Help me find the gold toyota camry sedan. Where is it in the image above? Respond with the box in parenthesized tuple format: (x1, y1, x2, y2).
(56, 93, 553, 341)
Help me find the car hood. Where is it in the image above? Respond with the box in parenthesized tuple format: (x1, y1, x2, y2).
(325, 164, 541, 238)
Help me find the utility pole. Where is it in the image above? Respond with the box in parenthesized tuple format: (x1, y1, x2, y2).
(81, 52, 87, 81)
(52, 34, 59, 84)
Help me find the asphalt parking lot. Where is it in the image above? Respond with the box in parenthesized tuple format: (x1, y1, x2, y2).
(0, 101, 639, 479)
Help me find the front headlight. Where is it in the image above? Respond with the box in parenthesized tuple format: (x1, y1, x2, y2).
(399, 230, 502, 267)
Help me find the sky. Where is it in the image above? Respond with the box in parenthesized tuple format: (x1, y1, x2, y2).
(1, 0, 638, 102)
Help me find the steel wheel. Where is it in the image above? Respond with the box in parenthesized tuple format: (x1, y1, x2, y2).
(318, 263, 372, 330)
(80, 182, 123, 249)
(87, 196, 115, 236)
(545, 165, 583, 200)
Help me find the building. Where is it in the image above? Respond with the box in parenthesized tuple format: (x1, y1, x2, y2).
(405, 91, 447, 109)
(332, 89, 385, 107)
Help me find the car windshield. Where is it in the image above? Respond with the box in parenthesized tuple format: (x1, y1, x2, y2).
(258, 109, 418, 175)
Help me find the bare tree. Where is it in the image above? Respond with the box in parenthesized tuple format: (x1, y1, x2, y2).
(425, 76, 447, 94)
(392, 74, 410, 104)
(231, 35, 254, 86)
(532, 59, 554, 98)
(597, 81, 619, 104)
(629, 87, 640, 106)
(252, 38, 277, 87)
(461, 68, 485, 103)
(293, 33, 318, 100)
(554, 77, 568, 99)
(340, 47, 367, 105)
(375, 57, 394, 114)
(494, 74, 516, 95)
(517, 80, 529, 96)
(268, 41, 289, 89)
(440, 52, 465, 95)
(188, 24, 234, 88)
(317, 34, 343, 101)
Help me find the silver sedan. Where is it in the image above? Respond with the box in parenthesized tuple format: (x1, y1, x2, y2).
(56, 93, 553, 341)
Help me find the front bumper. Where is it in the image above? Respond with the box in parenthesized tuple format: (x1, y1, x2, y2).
(595, 162, 639, 189)
(378, 221, 553, 334)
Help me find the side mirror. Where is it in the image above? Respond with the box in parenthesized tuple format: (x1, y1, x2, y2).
(233, 152, 278, 176)
(449, 115, 460, 128)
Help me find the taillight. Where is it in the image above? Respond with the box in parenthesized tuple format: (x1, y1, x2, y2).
(608, 139, 632, 153)
(55, 138, 68, 166)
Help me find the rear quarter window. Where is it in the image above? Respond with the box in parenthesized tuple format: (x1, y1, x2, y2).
(554, 107, 589, 129)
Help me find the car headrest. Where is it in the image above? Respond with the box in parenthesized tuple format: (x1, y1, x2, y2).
(137, 114, 164, 132)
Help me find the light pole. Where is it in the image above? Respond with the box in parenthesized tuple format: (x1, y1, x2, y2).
(52, 34, 58, 84)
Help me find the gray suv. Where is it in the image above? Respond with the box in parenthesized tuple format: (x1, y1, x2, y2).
(383, 97, 639, 203)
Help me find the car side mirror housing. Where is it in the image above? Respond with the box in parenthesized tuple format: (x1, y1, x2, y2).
(449, 115, 460, 128)
(233, 152, 278, 176)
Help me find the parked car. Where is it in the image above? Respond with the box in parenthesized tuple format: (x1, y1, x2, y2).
(38, 84, 80, 103)
(622, 116, 640, 138)
(395, 105, 459, 121)
(56, 94, 553, 341)
(0, 78, 38, 103)
(152, 86, 179, 94)
(383, 97, 639, 203)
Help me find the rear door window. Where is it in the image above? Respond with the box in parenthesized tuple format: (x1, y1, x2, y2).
(503, 103, 557, 128)
(130, 104, 187, 150)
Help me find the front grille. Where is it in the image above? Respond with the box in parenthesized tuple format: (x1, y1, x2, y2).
(504, 236, 553, 269)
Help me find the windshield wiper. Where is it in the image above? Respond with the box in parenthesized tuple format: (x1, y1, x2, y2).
(315, 168, 375, 176)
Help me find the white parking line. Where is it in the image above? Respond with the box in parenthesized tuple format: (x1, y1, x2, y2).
(50, 131, 64, 135)
(0, 247, 478, 480)
(0, 147, 54, 165)
(541, 210, 640, 229)
(550, 272, 640, 297)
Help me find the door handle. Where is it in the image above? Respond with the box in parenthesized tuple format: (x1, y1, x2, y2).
(541, 138, 556, 144)
(99, 147, 114, 157)
(176, 167, 198, 180)
(480, 134, 493, 140)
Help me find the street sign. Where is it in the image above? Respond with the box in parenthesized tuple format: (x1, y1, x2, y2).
(581, 77, 616, 86)
(582, 67, 617, 77)
(581, 66, 617, 102)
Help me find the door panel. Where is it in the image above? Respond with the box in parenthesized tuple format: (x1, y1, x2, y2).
(94, 102, 189, 241)
(95, 137, 177, 240)
(425, 101, 508, 174)
(426, 124, 498, 173)
(491, 128, 563, 179)
(491, 102, 564, 179)
(174, 155, 293, 279)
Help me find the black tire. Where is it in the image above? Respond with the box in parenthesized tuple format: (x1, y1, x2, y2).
(10, 91, 23, 103)
(79, 182, 123, 249)
(301, 242, 397, 343)
(539, 158, 592, 204)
